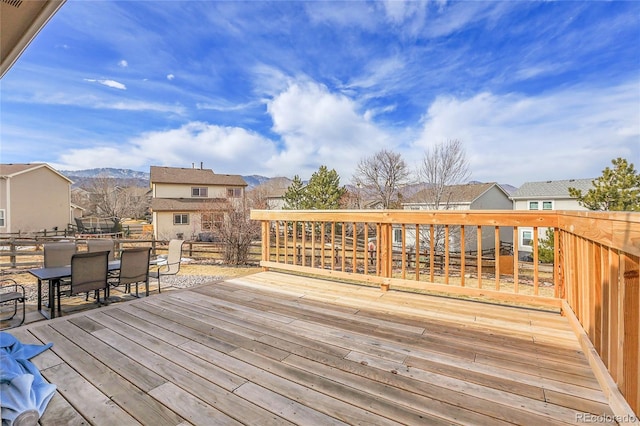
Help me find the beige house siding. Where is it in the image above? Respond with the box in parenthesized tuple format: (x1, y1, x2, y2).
(0, 164, 72, 233)
(153, 183, 238, 199)
(149, 166, 246, 240)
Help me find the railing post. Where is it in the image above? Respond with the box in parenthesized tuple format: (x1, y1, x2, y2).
(262, 220, 270, 271)
(379, 222, 392, 290)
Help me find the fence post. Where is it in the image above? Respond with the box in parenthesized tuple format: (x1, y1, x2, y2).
(9, 240, 16, 268)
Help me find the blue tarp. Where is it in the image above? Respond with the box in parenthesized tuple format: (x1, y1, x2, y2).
(0, 332, 56, 426)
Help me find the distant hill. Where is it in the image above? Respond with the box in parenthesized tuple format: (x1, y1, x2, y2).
(60, 168, 273, 190)
(60, 168, 518, 194)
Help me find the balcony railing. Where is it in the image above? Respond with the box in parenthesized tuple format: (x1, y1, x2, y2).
(251, 209, 640, 417)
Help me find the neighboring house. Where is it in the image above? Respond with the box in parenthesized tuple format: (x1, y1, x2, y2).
(251, 177, 292, 210)
(509, 178, 593, 260)
(150, 165, 247, 240)
(0, 163, 73, 234)
(398, 182, 513, 252)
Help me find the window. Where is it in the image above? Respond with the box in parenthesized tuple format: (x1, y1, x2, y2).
(192, 187, 208, 197)
(227, 188, 242, 198)
(0, 210, 4, 227)
(522, 230, 533, 246)
(393, 228, 402, 243)
(528, 201, 539, 210)
(542, 201, 553, 210)
(201, 213, 223, 230)
(173, 213, 189, 225)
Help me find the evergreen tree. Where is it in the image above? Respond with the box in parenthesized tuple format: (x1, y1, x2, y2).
(569, 158, 640, 211)
(283, 175, 306, 209)
(305, 166, 346, 209)
(538, 228, 555, 264)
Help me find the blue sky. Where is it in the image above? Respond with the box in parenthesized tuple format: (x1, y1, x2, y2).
(1, 0, 638, 187)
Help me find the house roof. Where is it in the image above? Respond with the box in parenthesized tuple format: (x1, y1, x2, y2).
(0, 163, 73, 183)
(253, 177, 292, 198)
(510, 178, 594, 199)
(1, 0, 66, 78)
(405, 182, 504, 205)
(150, 166, 246, 187)
(151, 198, 230, 212)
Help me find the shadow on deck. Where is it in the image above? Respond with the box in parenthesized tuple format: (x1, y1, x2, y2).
(6, 271, 621, 425)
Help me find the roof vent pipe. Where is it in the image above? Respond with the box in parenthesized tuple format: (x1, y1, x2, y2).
(200, 162, 203, 169)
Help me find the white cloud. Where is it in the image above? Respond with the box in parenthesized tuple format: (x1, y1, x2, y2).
(84, 78, 126, 90)
(265, 80, 392, 179)
(118, 60, 128, 68)
(411, 81, 640, 186)
(55, 122, 277, 174)
(167, 74, 175, 81)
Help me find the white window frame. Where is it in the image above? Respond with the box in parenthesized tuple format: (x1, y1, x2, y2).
(542, 201, 553, 210)
(227, 188, 242, 198)
(0, 209, 5, 227)
(192, 187, 208, 197)
(173, 213, 189, 225)
(528, 201, 539, 210)
(522, 230, 533, 246)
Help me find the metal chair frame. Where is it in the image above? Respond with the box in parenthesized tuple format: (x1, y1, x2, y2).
(0, 278, 26, 328)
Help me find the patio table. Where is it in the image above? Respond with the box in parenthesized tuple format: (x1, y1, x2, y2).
(28, 260, 120, 319)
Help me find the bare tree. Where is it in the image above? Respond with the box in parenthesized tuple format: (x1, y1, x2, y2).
(84, 175, 150, 220)
(352, 149, 411, 209)
(417, 139, 472, 253)
(212, 199, 261, 265)
(418, 139, 471, 209)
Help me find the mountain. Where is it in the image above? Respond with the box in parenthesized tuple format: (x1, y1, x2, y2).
(60, 168, 519, 193)
(241, 175, 273, 188)
(60, 168, 149, 180)
(61, 168, 150, 188)
(60, 168, 273, 189)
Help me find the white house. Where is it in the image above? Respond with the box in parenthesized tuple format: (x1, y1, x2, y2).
(398, 182, 513, 253)
(509, 178, 593, 260)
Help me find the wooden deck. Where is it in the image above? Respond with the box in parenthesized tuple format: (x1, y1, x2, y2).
(7, 271, 616, 425)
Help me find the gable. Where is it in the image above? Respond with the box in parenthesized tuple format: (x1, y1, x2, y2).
(0, 163, 73, 184)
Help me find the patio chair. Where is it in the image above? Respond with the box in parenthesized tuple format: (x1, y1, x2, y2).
(43, 242, 76, 268)
(0, 278, 26, 328)
(43, 242, 76, 304)
(149, 239, 184, 293)
(112, 247, 151, 297)
(86, 238, 117, 300)
(57, 251, 109, 313)
(87, 239, 116, 260)
(75, 217, 90, 234)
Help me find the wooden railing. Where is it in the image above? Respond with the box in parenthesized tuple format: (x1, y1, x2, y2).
(251, 209, 640, 418)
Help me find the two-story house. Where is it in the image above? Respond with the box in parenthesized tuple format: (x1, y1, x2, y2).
(149, 165, 247, 240)
(509, 178, 593, 260)
(0, 163, 73, 234)
(398, 182, 513, 253)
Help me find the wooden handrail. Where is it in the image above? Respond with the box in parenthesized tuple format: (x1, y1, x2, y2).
(250, 209, 640, 416)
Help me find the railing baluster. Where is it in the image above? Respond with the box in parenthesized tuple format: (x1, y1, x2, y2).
(460, 225, 466, 287)
(444, 224, 450, 284)
(477, 226, 482, 289)
(495, 226, 500, 290)
(533, 226, 539, 295)
(429, 225, 435, 282)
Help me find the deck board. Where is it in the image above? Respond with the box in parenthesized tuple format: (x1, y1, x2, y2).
(7, 271, 619, 425)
